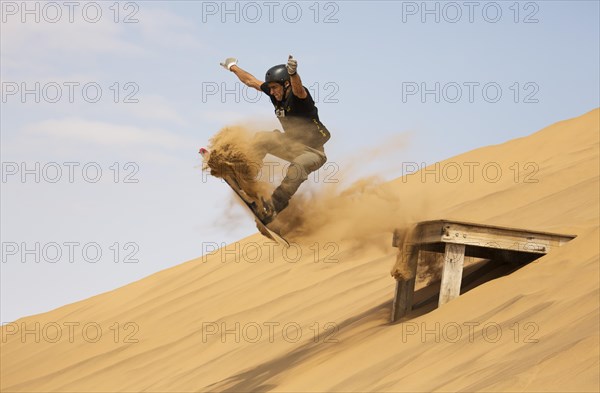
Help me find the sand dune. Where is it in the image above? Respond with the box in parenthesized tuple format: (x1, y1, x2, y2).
(2, 108, 598, 392)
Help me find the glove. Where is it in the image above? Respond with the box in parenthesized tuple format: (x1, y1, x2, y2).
(286, 55, 297, 76)
(220, 57, 238, 71)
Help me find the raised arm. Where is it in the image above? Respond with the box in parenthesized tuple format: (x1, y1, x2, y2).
(220, 57, 263, 91)
(286, 55, 308, 99)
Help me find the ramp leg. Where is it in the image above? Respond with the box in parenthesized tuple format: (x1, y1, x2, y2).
(391, 245, 420, 322)
(438, 243, 466, 306)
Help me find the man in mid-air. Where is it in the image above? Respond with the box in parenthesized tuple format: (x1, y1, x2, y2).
(220, 55, 331, 223)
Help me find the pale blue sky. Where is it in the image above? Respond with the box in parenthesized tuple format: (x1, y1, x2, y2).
(1, 1, 599, 322)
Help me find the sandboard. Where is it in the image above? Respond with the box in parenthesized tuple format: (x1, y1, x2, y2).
(199, 147, 290, 247)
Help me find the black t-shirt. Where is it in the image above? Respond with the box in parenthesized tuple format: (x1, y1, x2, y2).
(266, 87, 331, 149)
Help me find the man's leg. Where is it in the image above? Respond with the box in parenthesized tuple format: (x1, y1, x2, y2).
(251, 130, 296, 221)
(270, 148, 327, 214)
(252, 130, 287, 161)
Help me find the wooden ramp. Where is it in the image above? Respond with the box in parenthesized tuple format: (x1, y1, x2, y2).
(390, 219, 576, 322)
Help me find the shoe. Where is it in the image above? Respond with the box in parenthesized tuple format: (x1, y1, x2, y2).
(260, 197, 277, 225)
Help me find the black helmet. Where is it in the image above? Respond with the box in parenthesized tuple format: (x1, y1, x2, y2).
(260, 64, 290, 94)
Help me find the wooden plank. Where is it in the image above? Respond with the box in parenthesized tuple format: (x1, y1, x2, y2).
(420, 219, 576, 240)
(442, 222, 549, 253)
(438, 243, 466, 305)
(391, 245, 420, 322)
(391, 278, 416, 322)
(414, 220, 575, 254)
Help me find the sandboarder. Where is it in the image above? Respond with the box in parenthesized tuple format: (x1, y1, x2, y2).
(220, 55, 331, 223)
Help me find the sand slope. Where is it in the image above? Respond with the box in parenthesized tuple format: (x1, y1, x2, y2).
(2, 108, 599, 392)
